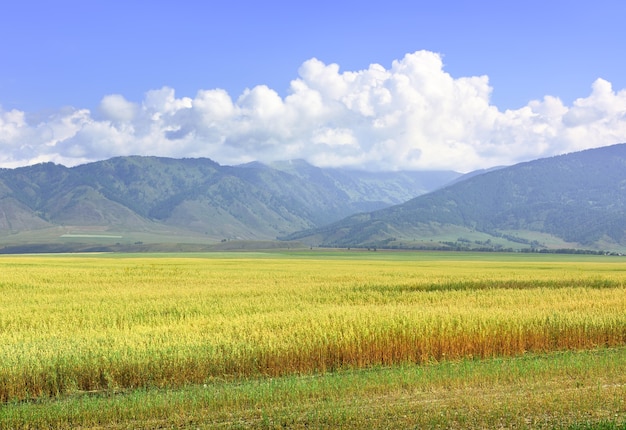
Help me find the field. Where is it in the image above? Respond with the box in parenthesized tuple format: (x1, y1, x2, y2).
(1, 251, 625, 428)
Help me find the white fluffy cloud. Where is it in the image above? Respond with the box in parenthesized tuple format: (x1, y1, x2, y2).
(2, 50, 626, 171)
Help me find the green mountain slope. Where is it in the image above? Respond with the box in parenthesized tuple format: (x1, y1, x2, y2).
(284, 143, 626, 252)
(0, 156, 459, 250)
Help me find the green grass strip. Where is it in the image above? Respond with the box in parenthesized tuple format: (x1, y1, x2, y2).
(2, 346, 625, 429)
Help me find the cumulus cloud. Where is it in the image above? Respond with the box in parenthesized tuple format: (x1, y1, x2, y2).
(2, 50, 626, 171)
(99, 94, 137, 122)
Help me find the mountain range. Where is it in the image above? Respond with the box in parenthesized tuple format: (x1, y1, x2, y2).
(0, 156, 459, 252)
(284, 143, 626, 252)
(2, 143, 625, 253)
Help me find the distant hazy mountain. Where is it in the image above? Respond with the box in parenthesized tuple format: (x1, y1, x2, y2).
(283, 143, 626, 252)
(0, 156, 460, 250)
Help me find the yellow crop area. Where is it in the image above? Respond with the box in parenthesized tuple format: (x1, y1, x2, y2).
(1, 251, 625, 427)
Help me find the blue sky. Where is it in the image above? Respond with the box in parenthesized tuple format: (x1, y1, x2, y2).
(1, 0, 625, 171)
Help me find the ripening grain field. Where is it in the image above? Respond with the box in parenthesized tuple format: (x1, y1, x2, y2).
(1, 251, 625, 429)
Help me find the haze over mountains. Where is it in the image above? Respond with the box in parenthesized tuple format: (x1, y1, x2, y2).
(1, 143, 625, 253)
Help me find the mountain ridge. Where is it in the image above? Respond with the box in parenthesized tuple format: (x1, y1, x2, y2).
(283, 143, 626, 252)
(0, 156, 460, 251)
(3, 144, 625, 253)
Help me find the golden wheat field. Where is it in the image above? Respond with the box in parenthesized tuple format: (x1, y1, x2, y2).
(1, 251, 626, 428)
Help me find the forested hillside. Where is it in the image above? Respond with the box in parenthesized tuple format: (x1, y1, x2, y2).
(283, 143, 626, 252)
(0, 156, 458, 250)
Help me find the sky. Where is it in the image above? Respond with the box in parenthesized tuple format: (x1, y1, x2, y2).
(1, 0, 625, 172)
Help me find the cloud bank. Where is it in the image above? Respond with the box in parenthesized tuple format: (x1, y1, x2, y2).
(1, 51, 625, 171)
